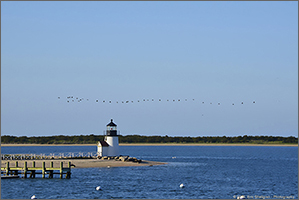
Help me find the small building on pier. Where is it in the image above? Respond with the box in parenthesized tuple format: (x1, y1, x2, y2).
(97, 119, 120, 157)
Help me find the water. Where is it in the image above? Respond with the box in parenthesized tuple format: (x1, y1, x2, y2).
(1, 146, 297, 199)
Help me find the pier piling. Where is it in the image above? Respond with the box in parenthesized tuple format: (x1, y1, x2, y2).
(24, 162, 27, 178)
(42, 162, 45, 178)
(60, 162, 63, 179)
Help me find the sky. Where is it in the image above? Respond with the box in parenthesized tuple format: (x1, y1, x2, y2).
(1, 1, 298, 137)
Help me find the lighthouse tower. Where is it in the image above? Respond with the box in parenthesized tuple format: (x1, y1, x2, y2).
(97, 119, 120, 156)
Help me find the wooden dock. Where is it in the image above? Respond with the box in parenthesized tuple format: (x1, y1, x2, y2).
(1, 161, 72, 179)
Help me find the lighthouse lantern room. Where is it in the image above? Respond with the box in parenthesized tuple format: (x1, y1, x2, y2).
(97, 119, 120, 157)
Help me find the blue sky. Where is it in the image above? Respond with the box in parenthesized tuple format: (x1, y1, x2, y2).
(1, 1, 298, 137)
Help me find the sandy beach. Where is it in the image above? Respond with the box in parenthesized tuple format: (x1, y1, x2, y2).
(1, 159, 166, 169)
(1, 143, 297, 147)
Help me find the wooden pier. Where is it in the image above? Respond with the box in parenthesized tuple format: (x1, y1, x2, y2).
(1, 161, 72, 179)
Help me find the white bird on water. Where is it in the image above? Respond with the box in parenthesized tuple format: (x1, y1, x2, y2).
(179, 183, 185, 188)
(31, 195, 37, 199)
(96, 186, 101, 190)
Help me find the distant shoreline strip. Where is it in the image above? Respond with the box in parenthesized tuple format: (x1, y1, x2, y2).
(1, 143, 297, 147)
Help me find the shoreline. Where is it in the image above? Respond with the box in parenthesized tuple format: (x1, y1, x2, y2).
(1, 143, 297, 147)
(0, 159, 166, 169)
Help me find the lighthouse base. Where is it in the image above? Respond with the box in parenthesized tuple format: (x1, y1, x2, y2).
(97, 136, 119, 157)
(105, 136, 119, 156)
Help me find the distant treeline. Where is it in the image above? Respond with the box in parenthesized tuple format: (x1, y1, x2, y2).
(1, 135, 298, 145)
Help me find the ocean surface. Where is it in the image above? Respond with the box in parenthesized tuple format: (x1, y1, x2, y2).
(1, 145, 298, 199)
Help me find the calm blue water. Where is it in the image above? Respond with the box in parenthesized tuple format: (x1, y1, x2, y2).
(1, 146, 298, 199)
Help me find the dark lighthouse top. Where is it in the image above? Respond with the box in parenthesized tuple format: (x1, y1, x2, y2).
(106, 119, 117, 136)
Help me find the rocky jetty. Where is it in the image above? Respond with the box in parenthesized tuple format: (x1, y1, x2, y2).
(98, 156, 142, 163)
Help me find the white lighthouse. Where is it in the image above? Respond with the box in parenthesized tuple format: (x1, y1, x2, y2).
(97, 119, 120, 157)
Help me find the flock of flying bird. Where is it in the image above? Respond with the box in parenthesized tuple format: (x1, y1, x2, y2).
(58, 96, 256, 106)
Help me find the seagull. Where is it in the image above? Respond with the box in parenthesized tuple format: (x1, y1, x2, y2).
(96, 186, 101, 190)
(237, 195, 246, 199)
(179, 183, 185, 188)
(31, 195, 37, 199)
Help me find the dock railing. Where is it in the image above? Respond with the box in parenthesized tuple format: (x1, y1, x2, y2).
(1, 152, 98, 160)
